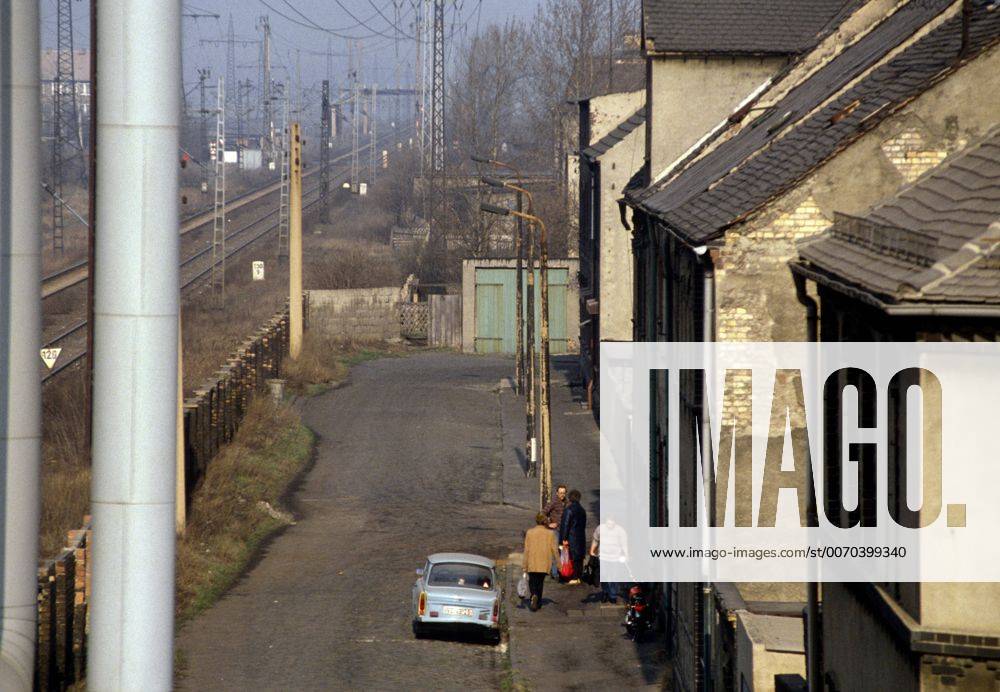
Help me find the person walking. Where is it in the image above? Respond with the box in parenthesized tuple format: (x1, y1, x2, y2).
(543, 484, 568, 580)
(542, 485, 567, 529)
(523, 512, 559, 611)
(558, 489, 587, 585)
(590, 517, 628, 603)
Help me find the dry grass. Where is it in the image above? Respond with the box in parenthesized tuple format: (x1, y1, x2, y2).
(40, 370, 91, 558)
(175, 396, 313, 621)
(281, 332, 350, 393)
(304, 235, 405, 290)
(181, 236, 290, 393)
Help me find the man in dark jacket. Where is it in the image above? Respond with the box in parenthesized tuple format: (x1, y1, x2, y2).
(558, 489, 587, 584)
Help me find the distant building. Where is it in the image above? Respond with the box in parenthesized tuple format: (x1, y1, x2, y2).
(574, 90, 645, 406)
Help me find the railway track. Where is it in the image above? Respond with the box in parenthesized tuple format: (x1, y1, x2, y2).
(40, 143, 371, 384)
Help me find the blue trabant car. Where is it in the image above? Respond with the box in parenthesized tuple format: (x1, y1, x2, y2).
(411, 553, 501, 643)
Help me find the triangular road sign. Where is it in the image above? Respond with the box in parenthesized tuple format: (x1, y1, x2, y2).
(40, 347, 62, 369)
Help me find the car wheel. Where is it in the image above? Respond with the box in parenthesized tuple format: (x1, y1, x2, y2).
(412, 621, 426, 639)
(487, 629, 502, 646)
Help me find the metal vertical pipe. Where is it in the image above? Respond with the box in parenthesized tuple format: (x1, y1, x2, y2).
(0, 2, 42, 688)
(289, 122, 303, 359)
(538, 218, 553, 508)
(85, 0, 98, 460)
(89, 0, 181, 687)
(514, 191, 524, 396)
(525, 218, 537, 479)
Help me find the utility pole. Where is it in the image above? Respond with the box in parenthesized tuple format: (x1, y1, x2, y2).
(351, 82, 360, 192)
(320, 80, 331, 222)
(369, 84, 378, 184)
(51, 0, 84, 255)
(538, 216, 553, 507)
(278, 97, 290, 258)
(198, 68, 211, 190)
(428, 0, 446, 245)
(515, 191, 525, 395)
(226, 15, 240, 164)
(430, 0, 445, 175)
(89, 0, 181, 685)
(237, 79, 249, 157)
(414, 0, 425, 173)
(393, 0, 402, 140)
(525, 214, 537, 477)
(258, 16, 273, 165)
(0, 2, 43, 688)
(211, 77, 226, 305)
(289, 122, 304, 360)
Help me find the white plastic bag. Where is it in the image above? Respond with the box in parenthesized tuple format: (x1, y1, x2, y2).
(516, 572, 529, 599)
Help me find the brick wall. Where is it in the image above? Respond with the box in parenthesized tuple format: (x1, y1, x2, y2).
(880, 127, 954, 183)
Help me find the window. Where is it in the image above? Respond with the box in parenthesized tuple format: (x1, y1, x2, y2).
(428, 563, 494, 590)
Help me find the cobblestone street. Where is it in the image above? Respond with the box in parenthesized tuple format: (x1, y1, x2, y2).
(175, 352, 667, 690)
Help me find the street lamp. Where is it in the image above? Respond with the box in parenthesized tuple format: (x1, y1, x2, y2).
(473, 156, 534, 398)
(474, 157, 534, 483)
(480, 200, 554, 509)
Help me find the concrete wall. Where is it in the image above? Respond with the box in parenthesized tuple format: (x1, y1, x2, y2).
(588, 89, 645, 145)
(597, 120, 644, 342)
(736, 611, 806, 692)
(306, 287, 407, 342)
(462, 258, 580, 354)
(648, 56, 787, 178)
(822, 584, 919, 692)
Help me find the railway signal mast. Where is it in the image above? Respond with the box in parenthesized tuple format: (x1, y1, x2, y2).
(51, 0, 85, 255)
(258, 16, 275, 166)
(278, 97, 291, 259)
(320, 80, 332, 222)
(211, 77, 227, 304)
(429, 0, 446, 245)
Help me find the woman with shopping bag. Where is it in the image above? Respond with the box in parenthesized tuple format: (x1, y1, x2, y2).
(558, 489, 588, 584)
(523, 512, 560, 611)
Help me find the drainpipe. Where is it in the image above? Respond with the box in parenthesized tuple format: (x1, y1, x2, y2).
(89, 0, 181, 687)
(794, 272, 818, 343)
(697, 247, 715, 689)
(793, 271, 822, 691)
(0, 2, 42, 689)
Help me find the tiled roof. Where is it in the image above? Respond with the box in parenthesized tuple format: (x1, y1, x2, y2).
(581, 107, 646, 160)
(632, 0, 1000, 245)
(797, 130, 1000, 305)
(642, 0, 861, 55)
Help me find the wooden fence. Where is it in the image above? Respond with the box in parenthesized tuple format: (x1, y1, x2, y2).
(36, 522, 91, 691)
(36, 305, 297, 689)
(428, 295, 462, 349)
(181, 307, 291, 492)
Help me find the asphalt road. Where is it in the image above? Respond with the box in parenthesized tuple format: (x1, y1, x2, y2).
(175, 352, 534, 691)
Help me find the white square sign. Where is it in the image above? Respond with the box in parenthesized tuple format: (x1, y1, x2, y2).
(252, 261, 265, 281)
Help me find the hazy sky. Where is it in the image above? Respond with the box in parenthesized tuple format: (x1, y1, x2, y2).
(42, 0, 541, 97)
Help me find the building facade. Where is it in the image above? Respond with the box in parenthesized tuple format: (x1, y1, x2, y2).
(620, 0, 1000, 689)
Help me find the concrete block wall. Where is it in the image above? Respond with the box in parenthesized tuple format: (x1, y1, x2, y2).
(306, 287, 407, 342)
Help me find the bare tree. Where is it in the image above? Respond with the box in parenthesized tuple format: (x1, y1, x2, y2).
(448, 20, 531, 169)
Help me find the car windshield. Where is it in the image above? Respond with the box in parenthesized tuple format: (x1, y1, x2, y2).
(427, 562, 493, 590)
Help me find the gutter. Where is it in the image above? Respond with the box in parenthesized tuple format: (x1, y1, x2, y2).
(791, 261, 1000, 317)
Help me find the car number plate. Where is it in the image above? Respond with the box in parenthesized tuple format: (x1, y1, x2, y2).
(443, 606, 474, 617)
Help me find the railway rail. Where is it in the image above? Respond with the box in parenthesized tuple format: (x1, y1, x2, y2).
(39, 134, 382, 384)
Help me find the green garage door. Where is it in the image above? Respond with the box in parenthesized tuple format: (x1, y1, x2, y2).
(474, 267, 568, 354)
